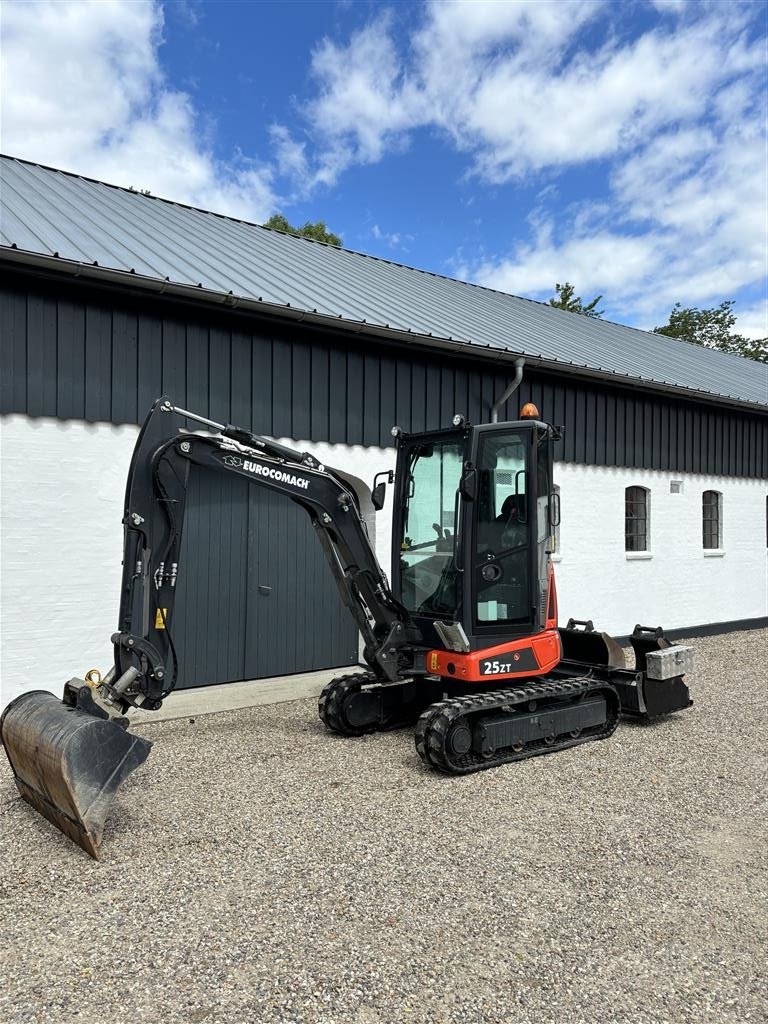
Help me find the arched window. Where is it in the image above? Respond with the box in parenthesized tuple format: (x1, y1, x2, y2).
(625, 486, 649, 552)
(702, 490, 722, 549)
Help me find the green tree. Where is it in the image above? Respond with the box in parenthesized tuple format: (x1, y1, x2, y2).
(263, 213, 342, 246)
(548, 281, 604, 318)
(654, 301, 767, 363)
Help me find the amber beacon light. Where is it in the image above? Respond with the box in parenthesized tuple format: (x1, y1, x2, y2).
(520, 402, 539, 419)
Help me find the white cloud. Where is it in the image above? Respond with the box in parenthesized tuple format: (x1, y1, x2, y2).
(465, 232, 657, 297)
(735, 300, 768, 341)
(371, 223, 414, 250)
(286, 1, 761, 187)
(304, 15, 418, 187)
(467, 90, 766, 328)
(0, 0, 278, 220)
(286, 0, 760, 326)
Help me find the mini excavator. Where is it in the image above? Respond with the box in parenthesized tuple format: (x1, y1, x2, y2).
(1, 395, 693, 857)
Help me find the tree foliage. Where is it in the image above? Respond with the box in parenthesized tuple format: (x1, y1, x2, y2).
(654, 301, 767, 363)
(548, 281, 604, 318)
(263, 213, 342, 246)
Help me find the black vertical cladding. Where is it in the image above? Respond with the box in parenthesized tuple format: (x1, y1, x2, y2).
(137, 315, 162, 420)
(395, 358, 411, 429)
(230, 328, 252, 428)
(605, 391, 616, 466)
(111, 309, 138, 424)
(425, 363, 442, 430)
(572, 389, 584, 462)
(56, 300, 85, 420)
(1, 279, 766, 481)
(589, 389, 602, 466)
(1, 288, 27, 410)
(346, 349, 364, 443)
(161, 319, 186, 409)
(728, 412, 737, 475)
(292, 338, 312, 440)
(26, 293, 57, 417)
(454, 366, 470, 426)
(660, 403, 670, 471)
(379, 355, 397, 438)
(410, 361, 427, 433)
(311, 344, 330, 441)
(84, 306, 112, 422)
(440, 363, 454, 428)
(466, 366, 483, 427)
(185, 323, 209, 419)
(328, 347, 347, 441)
(652, 401, 662, 469)
(271, 336, 292, 438)
(363, 351, 380, 446)
(251, 331, 272, 435)
(633, 399, 644, 468)
(480, 371, 497, 427)
(208, 326, 231, 425)
(691, 406, 701, 473)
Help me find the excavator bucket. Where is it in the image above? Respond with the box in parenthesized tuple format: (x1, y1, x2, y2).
(0, 684, 151, 859)
(558, 618, 626, 668)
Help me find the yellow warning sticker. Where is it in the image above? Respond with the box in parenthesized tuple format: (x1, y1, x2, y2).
(154, 608, 167, 629)
(429, 651, 439, 671)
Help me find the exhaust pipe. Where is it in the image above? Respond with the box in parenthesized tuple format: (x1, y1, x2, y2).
(490, 358, 525, 423)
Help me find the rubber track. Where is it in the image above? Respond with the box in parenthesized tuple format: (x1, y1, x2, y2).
(318, 672, 378, 736)
(414, 676, 620, 775)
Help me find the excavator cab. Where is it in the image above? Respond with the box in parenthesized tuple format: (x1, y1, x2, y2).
(392, 417, 558, 656)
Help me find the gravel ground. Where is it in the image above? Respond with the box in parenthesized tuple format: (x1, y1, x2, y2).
(1, 630, 766, 1024)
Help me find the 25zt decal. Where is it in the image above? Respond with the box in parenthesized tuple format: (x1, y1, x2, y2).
(481, 656, 522, 675)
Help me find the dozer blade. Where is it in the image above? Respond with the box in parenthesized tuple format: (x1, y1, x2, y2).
(558, 618, 626, 668)
(0, 685, 152, 858)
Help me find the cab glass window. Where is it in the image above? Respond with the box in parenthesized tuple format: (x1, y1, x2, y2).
(399, 440, 463, 617)
(474, 432, 530, 624)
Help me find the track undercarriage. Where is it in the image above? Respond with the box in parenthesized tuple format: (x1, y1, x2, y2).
(319, 671, 622, 774)
(319, 624, 692, 775)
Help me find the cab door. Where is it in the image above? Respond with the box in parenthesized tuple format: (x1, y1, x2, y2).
(390, 427, 470, 648)
(466, 423, 536, 644)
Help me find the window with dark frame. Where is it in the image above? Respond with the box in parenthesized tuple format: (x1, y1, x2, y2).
(702, 490, 722, 549)
(625, 486, 649, 552)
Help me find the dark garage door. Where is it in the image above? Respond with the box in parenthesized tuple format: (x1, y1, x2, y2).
(171, 467, 360, 688)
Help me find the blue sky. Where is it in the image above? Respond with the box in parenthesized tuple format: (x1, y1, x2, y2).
(2, 0, 766, 336)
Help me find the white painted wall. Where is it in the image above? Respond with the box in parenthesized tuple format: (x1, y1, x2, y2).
(552, 463, 768, 634)
(0, 416, 394, 710)
(1, 416, 765, 710)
